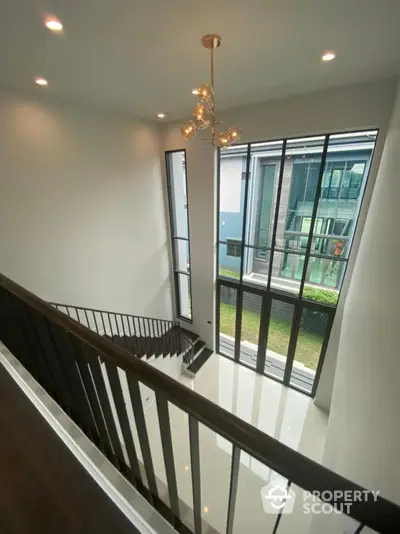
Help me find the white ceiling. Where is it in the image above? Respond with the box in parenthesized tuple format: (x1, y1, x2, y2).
(1, 0, 400, 121)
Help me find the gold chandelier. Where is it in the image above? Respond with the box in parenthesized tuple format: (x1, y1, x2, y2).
(181, 34, 241, 147)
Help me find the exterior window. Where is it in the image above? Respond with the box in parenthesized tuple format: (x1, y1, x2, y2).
(165, 150, 192, 322)
(227, 238, 242, 257)
(216, 131, 377, 396)
(255, 164, 276, 258)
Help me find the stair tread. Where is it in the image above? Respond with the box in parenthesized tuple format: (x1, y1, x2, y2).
(179, 327, 199, 342)
(193, 340, 206, 354)
(187, 348, 213, 373)
(103, 330, 183, 359)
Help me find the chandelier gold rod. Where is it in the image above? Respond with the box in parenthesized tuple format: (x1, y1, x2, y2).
(181, 35, 241, 146)
(210, 46, 216, 143)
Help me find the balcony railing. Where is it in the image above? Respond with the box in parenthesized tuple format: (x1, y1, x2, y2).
(0, 272, 399, 534)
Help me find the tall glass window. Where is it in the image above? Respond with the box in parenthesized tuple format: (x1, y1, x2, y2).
(216, 130, 378, 395)
(165, 150, 192, 321)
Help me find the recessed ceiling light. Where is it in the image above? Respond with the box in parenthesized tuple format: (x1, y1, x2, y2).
(322, 51, 336, 61)
(157, 113, 166, 119)
(45, 17, 63, 32)
(203, 506, 209, 513)
(35, 77, 48, 86)
(184, 465, 189, 472)
(192, 89, 199, 95)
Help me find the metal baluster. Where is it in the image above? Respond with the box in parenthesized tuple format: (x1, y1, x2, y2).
(107, 312, 114, 338)
(27, 307, 75, 416)
(100, 311, 107, 336)
(157, 320, 162, 353)
(127, 315, 135, 353)
(0, 291, 28, 369)
(272, 481, 292, 534)
(138, 318, 143, 356)
(93, 311, 100, 334)
(45, 318, 99, 441)
(69, 336, 117, 461)
(153, 319, 159, 355)
(153, 318, 157, 338)
(75, 308, 80, 322)
(120, 314, 127, 336)
(132, 316, 137, 337)
(36, 313, 79, 415)
(156, 393, 180, 526)
(120, 314, 128, 350)
(161, 321, 166, 353)
(20, 301, 60, 398)
(126, 315, 133, 337)
(3, 292, 46, 385)
(87, 354, 126, 470)
(114, 313, 122, 337)
(84, 308, 90, 329)
(126, 375, 158, 502)
(189, 416, 202, 534)
(104, 361, 142, 485)
(155, 319, 160, 338)
(163, 322, 168, 353)
(174, 325, 179, 355)
(353, 524, 365, 534)
(145, 318, 151, 355)
(172, 323, 177, 355)
(226, 445, 240, 534)
(152, 319, 158, 355)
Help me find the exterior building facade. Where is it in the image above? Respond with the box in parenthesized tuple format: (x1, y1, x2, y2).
(219, 132, 375, 294)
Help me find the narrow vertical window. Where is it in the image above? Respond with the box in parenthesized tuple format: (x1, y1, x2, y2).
(165, 150, 192, 321)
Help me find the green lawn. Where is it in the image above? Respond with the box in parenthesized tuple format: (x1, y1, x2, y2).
(219, 303, 323, 370)
(219, 268, 240, 280)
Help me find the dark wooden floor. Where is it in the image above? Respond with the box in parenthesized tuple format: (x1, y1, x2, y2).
(0, 364, 138, 534)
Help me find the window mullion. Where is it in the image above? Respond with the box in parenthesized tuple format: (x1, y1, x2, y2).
(298, 135, 330, 299)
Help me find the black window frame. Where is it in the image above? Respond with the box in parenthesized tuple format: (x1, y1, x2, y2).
(165, 149, 193, 323)
(254, 161, 279, 260)
(215, 129, 379, 397)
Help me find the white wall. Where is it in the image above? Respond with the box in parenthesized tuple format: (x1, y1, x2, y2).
(163, 78, 397, 377)
(217, 78, 396, 143)
(311, 78, 400, 534)
(0, 93, 173, 319)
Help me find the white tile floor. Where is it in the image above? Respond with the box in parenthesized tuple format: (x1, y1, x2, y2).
(138, 353, 329, 534)
(0, 339, 330, 534)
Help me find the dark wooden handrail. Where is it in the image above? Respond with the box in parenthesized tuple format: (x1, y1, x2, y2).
(1, 273, 399, 532)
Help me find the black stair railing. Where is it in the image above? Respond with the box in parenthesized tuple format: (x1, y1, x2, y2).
(50, 302, 194, 360)
(0, 273, 399, 534)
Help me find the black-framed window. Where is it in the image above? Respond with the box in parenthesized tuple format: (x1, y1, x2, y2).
(216, 130, 378, 396)
(165, 150, 192, 322)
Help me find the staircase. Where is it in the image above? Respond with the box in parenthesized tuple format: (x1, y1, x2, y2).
(2, 274, 399, 534)
(51, 303, 212, 379)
